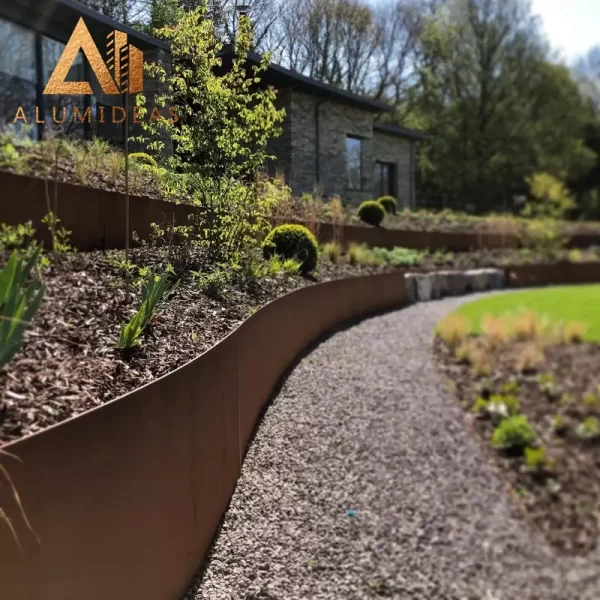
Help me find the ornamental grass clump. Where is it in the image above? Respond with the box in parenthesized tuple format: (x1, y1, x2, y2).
(262, 224, 319, 274)
(322, 242, 342, 264)
(358, 201, 385, 227)
(117, 269, 179, 350)
(0, 248, 44, 369)
(377, 195, 397, 215)
(438, 314, 469, 349)
(491, 415, 536, 453)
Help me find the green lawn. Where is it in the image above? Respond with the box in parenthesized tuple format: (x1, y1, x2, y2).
(449, 285, 600, 342)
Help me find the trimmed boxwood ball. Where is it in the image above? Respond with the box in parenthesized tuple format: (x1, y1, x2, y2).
(262, 224, 319, 273)
(378, 195, 398, 215)
(358, 200, 386, 227)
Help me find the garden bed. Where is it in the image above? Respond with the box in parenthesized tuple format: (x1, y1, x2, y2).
(434, 287, 600, 555)
(0, 248, 390, 445)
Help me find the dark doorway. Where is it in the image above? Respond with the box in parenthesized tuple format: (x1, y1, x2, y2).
(376, 161, 396, 197)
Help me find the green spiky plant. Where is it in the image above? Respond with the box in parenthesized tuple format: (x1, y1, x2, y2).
(117, 269, 179, 350)
(0, 248, 45, 369)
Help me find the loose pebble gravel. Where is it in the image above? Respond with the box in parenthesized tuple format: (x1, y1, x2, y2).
(184, 295, 600, 600)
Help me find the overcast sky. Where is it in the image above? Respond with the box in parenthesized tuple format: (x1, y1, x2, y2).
(531, 0, 599, 61)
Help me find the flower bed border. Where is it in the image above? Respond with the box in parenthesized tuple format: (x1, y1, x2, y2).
(3, 171, 600, 252)
(0, 271, 407, 600)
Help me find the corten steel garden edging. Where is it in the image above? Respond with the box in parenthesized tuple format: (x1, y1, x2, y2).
(4, 171, 600, 253)
(0, 171, 197, 250)
(505, 262, 600, 287)
(0, 271, 406, 600)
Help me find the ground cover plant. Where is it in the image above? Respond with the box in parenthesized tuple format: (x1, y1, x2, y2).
(435, 287, 600, 554)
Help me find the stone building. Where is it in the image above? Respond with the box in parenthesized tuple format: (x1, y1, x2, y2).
(0, 0, 428, 208)
(220, 49, 429, 208)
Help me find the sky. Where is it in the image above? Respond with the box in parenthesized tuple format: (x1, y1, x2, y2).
(530, 0, 599, 62)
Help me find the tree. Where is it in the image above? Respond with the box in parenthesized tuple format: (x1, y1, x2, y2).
(406, 0, 596, 213)
(136, 2, 285, 262)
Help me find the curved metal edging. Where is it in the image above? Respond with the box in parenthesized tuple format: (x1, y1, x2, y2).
(0, 271, 406, 600)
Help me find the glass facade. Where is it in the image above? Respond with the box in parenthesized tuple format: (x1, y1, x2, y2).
(346, 136, 362, 190)
(0, 16, 126, 142)
(0, 18, 36, 132)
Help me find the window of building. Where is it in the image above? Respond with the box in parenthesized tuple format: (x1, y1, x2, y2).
(346, 135, 362, 190)
(376, 161, 396, 197)
(0, 18, 36, 132)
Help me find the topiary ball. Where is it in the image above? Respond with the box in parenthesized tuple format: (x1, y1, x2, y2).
(262, 224, 319, 274)
(358, 200, 386, 227)
(378, 195, 398, 215)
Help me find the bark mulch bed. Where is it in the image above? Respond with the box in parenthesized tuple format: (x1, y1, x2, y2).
(435, 336, 600, 556)
(0, 248, 391, 446)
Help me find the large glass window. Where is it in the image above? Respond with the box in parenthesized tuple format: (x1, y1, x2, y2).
(42, 36, 89, 138)
(0, 18, 36, 131)
(346, 136, 362, 190)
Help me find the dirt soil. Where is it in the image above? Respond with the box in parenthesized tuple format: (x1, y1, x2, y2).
(434, 336, 600, 555)
(0, 249, 391, 445)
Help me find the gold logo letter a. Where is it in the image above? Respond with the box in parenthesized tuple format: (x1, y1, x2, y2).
(44, 18, 119, 95)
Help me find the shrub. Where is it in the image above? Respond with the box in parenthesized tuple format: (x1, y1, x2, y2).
(193, 269, 230, 300)
(358, 201, 385, 227)
(0, 248, 45, 369)
(525, 446, 552, 474)
(437, 314, 469, 348)
(346, 243, 384, 267)
(262, 224, 319, 274)
(378, 195, 397, 215)
(524, 172, 575, 219)
(373, 246, 423, 267)
(129, 152, 158, 169)
(491, 415, 536, 453)
(322, 242, 342, 264)
(577, 417, 600, 441)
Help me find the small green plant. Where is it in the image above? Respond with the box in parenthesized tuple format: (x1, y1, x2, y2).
(377, 195, 397, 215)
(0, 143, 22, 170)
(322, 242, 342, 264)
(501, 379, 520, 396)
(117, 270, 178, 349)
(472, 394, 520, 422)
(346, 243, 384, 267)
(262, 224, 319, 274)
(41, 212, 72, 255)
(577, 417, 600, 441)
(552, 414, 568, 435)
(559, 392, 573, 406)
(524, 446, 552, 474)
(372, 246, 423, 268)
(129, 152, 158, 169)
(0, 222, 36, 254)
(491, 415, 536, 453)
(87, 137, 111, 170)
(281, 258, 302, 274)
(0, 248, 45, 369)
(193, 269, 230, 300)
(582, 392, 598, 408)
(537, 372, 556, 398)
(358, 201, 386, 227)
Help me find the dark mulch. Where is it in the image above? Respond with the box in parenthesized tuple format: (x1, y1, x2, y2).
(0, 249, 391, 445)
(434, 336, 600, 555)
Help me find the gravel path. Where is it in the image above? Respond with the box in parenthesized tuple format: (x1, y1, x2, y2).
(185, 296, 600, 600)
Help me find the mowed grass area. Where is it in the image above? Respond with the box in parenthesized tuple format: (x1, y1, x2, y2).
(449, 285, 600, 342)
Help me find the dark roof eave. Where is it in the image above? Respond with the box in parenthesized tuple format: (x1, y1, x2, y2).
(58, 0, 170, 51)
(223, 49, 392, 112)
(373, 123, 431, 141)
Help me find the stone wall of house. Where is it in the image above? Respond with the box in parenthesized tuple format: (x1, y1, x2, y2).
(372, 130, 414, 209)
(288, 90, 375, 204)
(265, 87, 293, 183)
